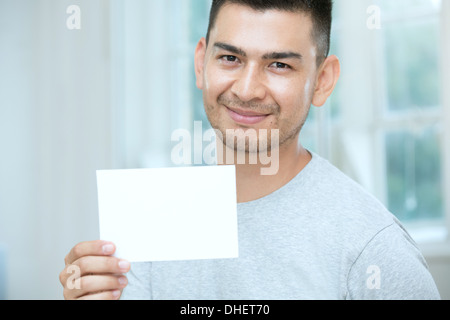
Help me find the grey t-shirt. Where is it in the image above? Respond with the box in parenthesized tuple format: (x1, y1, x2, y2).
(121, 153, 440, 300)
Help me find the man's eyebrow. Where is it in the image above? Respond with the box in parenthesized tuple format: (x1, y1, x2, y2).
(262, 51, 303, 61)
(213, 42, 247, 57)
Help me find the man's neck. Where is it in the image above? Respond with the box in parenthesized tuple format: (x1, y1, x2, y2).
(217, 138, 312, 204)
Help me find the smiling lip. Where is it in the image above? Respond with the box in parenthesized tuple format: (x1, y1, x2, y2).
(226, 106, 270, 125)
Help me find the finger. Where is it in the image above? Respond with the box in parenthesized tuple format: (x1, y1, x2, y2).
(60, 264, 82, 289)
(64, 275, 127, 300)
(65, 240, 115, 265)
(77, 290, 122, 301)
(73, 256, 131, 276)
(60, 257, 129, 287)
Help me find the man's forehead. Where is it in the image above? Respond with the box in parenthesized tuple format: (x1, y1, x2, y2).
(209, 3, 314, 54)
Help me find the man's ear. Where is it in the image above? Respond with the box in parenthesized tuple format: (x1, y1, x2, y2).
(311, 55, 340, 107)
(194, 37, 207, 90)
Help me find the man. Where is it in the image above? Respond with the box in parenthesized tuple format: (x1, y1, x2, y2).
(59, 0, 441, 300)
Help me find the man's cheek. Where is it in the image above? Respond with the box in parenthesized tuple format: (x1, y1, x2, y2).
(207, 69, 235, 94)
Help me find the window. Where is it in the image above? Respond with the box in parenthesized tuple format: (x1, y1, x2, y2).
(379, 0, 443, 223)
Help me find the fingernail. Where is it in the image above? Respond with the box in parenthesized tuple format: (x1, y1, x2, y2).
(118, 276, 128, 286)
(112, 290, 121, 298)
(118, 260, 130, 271)
(102, 244, 114, 254)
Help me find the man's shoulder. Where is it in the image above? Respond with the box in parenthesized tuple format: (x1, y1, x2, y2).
(305, 152, 378, 199)
(282, 152, 399, 244)
(291, 152, 392, 220)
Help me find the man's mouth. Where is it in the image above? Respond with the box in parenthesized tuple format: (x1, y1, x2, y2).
(225, 106, 270, 125)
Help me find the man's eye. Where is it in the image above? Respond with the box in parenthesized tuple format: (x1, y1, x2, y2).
(221, 55, 238, 62)
(271, 62, 291, 69)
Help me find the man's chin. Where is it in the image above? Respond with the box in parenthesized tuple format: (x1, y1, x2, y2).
(217, 130, 279, 153)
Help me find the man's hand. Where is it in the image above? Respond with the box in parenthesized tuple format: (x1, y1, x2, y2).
(59, 240, 131, 300)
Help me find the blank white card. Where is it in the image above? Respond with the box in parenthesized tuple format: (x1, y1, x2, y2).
(96, 165, 239, 263)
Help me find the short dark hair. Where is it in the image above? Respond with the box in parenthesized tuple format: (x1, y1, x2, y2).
(205, 0, 333, 66)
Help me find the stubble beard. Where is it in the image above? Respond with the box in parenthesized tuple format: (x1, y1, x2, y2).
(205, 94, 311, 154)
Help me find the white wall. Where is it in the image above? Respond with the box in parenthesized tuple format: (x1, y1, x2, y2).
(0, 0, 112, 299)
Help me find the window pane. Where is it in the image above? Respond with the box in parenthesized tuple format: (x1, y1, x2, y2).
(380, 0, 442, 113)
(385, 126, 443, 221)
(383, 18, 440, 112)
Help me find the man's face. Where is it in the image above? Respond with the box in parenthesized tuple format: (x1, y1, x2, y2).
(196, 4, 319, 152)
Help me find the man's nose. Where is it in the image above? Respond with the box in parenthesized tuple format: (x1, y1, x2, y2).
(230, 63, 267, 102)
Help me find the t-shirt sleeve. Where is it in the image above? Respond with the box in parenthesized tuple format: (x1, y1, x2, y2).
(346, 222, 441, 300)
